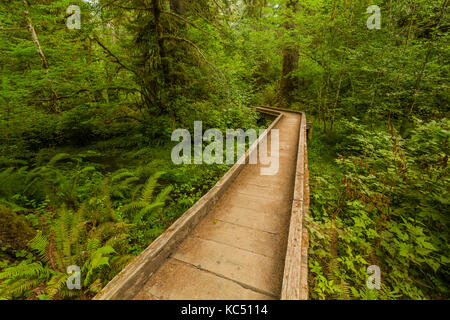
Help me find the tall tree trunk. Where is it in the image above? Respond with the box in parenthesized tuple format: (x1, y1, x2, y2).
(279, 0, 299, 107)
(22, 0, 48, 71)
(153, 0, 167, 75)
(153, 0, 168, 111)
(330, 2, 354, 131)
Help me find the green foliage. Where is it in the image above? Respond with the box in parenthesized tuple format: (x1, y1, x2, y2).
(0, 198, 132, 300)
(0, 152, 104, 206)
(307, 118, 449, 300)
(121, 172, 173, 248)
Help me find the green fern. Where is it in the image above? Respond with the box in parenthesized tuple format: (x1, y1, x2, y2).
(121, 172, 171, 224)
(141, 171, 164, 203)
(0, 164, 167, 300)
(0, 261, 53, 299)
(29, 232, 49, 262)
(0, 201, 129, 299)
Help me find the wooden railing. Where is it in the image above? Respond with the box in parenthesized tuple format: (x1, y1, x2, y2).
(256, 106, 310, 300)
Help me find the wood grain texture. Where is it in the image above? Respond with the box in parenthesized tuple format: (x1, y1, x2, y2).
(281, 112, 310, 300)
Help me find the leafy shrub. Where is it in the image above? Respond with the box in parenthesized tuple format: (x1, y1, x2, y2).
(308, 119, 449, 300)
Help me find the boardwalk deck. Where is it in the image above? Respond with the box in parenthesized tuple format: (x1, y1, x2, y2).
(95, 108, 309, 300)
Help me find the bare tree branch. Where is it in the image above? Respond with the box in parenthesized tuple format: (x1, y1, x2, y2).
(21, 0, 48, 71)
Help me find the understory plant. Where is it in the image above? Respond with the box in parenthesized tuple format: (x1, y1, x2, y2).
(307, 118, 449, 300)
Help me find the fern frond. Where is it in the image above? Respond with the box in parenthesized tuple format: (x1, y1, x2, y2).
(111, 170, 134, 183)
(0, 277, 43, 299)
(140, 172, 165, 203)
(83, 246, 115, 287)
(121, 201, 146, 215)
(48, 153, 73, 166)
(46, 272, 70, 299)
(0, 261, 49, 281)
(154, 185, 173, 203)
(86, 238, 101, 253)
(121, 177, 140, 188)
(30, 232, 49, 263)
(133, 202, 165, 223)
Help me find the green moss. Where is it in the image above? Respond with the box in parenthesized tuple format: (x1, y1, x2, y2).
(0, 206, 35, 252)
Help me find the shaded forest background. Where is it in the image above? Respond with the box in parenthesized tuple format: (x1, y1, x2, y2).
(0, 0, 448, 299)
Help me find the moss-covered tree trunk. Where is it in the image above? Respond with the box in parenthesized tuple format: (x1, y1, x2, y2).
(279, 0, 299, 107)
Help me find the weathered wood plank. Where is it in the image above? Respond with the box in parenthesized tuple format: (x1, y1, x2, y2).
(281, 112, 309, 300)
(140, 258, 273, 300)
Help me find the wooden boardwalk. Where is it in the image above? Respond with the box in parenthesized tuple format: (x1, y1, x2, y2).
(95, 107, 309, 300)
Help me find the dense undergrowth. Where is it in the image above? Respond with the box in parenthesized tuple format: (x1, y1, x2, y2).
(0, 108, 270, 299)
(307, 117, 449, 300)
